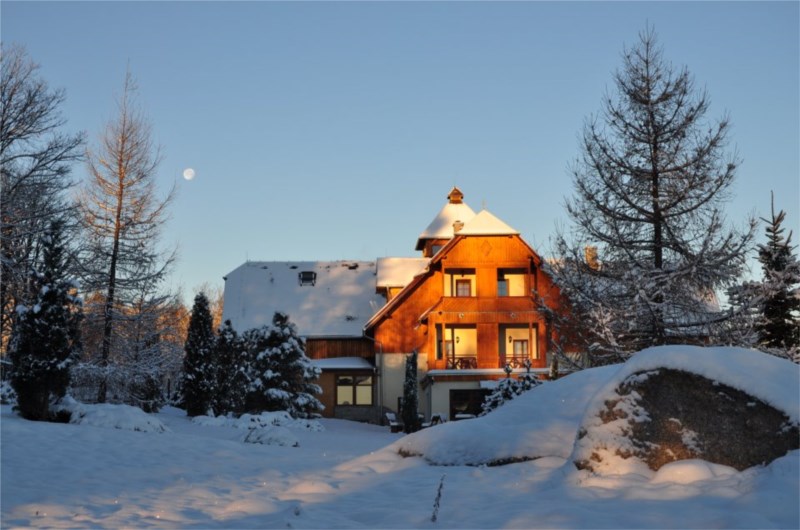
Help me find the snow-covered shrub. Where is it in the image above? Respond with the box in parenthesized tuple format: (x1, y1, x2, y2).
(1, 379, 17, 405)
(68, 401, 170, 433)
(192, 410, 324, 432)
(481, 362, 543, 416)
(242, 425, 299, 447)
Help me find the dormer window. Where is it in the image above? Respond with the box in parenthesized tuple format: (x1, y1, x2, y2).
(298, 271, 316, 286)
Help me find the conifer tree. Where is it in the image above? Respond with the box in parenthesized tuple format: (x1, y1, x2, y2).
(754, 196, 800, 357)
(481, 360, 543, 416)
(182, 293, 215, 416)
(402, 351, 420, 433)
(9, 220, 82, 421)
(77, 70, 176, 402)
(213, 320, 246, 416)
(552, 27, 754, 359)
(242, 313, 322, 418)
(481, 364, 519, 416)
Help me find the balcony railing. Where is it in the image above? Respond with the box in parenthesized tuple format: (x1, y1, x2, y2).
(446, 356, 477, 369)
(444, 355, 532, 370)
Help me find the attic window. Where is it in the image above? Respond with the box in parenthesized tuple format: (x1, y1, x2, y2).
(298, 271, 316, 286)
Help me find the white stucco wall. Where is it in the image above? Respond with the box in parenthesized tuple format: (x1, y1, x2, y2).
(377, 352, 428, 417)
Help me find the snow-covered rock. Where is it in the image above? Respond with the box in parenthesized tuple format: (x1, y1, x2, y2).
(571, 346, 800, 474)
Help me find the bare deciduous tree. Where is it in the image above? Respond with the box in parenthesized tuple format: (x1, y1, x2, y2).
(0, 43, 84, 355)
(77, 69, 176, 402)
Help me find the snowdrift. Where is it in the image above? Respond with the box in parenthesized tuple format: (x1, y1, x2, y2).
(397, 346, 800, 473)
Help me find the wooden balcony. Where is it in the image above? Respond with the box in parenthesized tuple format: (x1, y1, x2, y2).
(443, 355, 534, 370)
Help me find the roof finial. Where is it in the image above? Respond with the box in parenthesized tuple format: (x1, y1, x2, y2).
(448, 186, 464, 204)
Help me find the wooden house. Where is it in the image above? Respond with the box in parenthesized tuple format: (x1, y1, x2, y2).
(364, 187, 566, 421)
(222, 187, 567, 422)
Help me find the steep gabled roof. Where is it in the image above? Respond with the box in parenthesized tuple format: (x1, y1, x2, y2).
(222, 261, 386, 337)
(415, 186, 477, 250)
(458, 209, 519, 236)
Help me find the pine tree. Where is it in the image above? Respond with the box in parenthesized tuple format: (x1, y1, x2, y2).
(552, 26, 754, 359)
(754, 195, 800, 357)
(402, 351, 420, 433)
(182, 293, 216, 416)
(242, 313, 322, 418)
(212, 320, 246, 416)
(9, 220, 82, 421)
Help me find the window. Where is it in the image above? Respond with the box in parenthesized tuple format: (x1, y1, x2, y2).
(497, 268, 526, 296)
(497, 279, 509, 297)
(336, 375, 373, 406)
(445, 268, 476, 296)
(513, 339, 529, 356)
(298, 271, 316, 286)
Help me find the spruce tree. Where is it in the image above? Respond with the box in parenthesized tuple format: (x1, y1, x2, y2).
(270, 312, 323, 418)
(213, 320, 246, 416)
(754, 195, 800, 356)
(9, 220, 82, 421)
(401, 351, 420, 433)
(182, 292, 216, 416)
(242, 313, 322, 418)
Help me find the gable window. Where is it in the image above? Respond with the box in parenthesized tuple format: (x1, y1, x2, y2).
(444, 268, 476, 297)
(455, 279, 471, 297)
(336, 375, 373, 406)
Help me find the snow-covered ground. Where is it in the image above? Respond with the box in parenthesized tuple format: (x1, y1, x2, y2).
(2, 346, 798, 529)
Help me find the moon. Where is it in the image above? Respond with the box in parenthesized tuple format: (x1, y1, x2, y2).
(183, 168, 196, 181)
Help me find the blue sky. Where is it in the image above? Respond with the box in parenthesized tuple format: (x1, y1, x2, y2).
(3, 1, 798, 302)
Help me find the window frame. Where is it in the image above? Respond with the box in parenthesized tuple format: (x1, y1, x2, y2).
(335, 374, 373, 406)
(455, 279, 472, 297)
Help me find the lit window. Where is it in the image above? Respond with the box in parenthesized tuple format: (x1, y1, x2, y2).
(336, 375, 373, 406)
(513, 339, 529, 356)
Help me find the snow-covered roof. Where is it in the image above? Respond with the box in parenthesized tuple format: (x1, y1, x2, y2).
(376, 257, 430, 288)
(311, 357, 375, 371)
(415, 187, 477, 250)
(458, 209, 519, 236)
(222, 261, 386, 337)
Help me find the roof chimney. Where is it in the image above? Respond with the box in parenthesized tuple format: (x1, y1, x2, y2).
(584, 246, 600, 270)
(453, 220, 464, 233)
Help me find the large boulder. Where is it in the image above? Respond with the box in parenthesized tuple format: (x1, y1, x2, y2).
(572, 346, 800, 474)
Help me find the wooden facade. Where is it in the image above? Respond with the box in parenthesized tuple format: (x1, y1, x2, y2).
(366, 233, 565, 372)
(305, 337, 374, 360)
